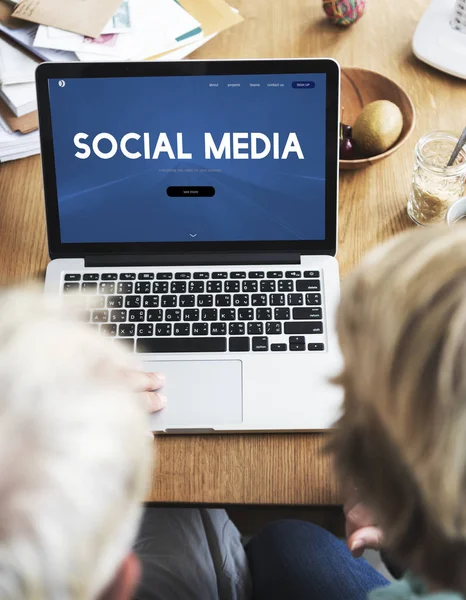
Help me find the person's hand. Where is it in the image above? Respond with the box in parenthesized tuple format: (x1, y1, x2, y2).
(129, 370, 167, 413)
(344, 490, 384, 558)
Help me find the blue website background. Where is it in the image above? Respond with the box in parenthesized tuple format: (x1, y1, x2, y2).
(48, 73, 327, 244)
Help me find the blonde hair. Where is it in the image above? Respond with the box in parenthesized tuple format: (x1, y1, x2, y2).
(330, 224, 466, 591)
(0, 288, 151, 599)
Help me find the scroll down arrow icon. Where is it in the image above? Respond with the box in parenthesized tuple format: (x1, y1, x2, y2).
(189, 233, 197, 238)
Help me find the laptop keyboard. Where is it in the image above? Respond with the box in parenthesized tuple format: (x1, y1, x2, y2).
(62, 269, 326, 353)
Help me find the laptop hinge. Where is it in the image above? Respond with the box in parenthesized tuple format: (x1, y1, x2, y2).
(85, 252, 301, 268)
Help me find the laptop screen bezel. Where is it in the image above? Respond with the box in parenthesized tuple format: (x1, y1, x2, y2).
(36, 59, 340, 259)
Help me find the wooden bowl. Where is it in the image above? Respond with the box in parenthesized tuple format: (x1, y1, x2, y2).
(340, 67, 416, 170)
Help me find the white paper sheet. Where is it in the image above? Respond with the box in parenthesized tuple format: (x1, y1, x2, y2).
(0, 37, 38, 85)
(0, 22, 77, 62)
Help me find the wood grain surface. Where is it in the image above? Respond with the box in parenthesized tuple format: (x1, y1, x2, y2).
(1, 0, 464, 505)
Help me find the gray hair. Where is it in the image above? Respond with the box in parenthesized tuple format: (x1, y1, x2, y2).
(0, 288, 151, 599)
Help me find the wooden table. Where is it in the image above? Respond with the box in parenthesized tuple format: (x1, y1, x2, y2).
(0, 0, 463, 505)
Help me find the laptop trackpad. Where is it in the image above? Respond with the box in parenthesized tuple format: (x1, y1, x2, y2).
(143, 360, 243, 431)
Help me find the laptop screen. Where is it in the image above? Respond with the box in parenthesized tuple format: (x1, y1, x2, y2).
(47, 71, 328, 245)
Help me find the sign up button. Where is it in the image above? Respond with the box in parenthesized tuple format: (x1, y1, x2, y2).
(167, 186, 215, 197)
(292, 81, 316, 89)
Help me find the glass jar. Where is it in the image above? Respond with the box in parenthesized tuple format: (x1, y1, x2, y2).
(407, 131, 466, 226)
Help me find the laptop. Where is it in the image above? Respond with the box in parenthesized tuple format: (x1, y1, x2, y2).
(37, 58, 342, 433)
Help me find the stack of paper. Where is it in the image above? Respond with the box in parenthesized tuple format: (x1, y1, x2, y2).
(0, 113, 39, 161)
(0, 0, 243, 162)
(0, 36, 40, 160)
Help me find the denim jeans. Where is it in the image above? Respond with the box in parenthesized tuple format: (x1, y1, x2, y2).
(246, 520, 389, 600)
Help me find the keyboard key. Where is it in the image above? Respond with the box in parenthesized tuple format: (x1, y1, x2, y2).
(63, 282, 79, 293)
(293, 307, 322, 320)
(238, 308, 254, 321)
(270, 294, 285, 306)
(129, 310, 145, 322)
(306, 293, 322, 305)
(207, 281, 222, 293)
(92, 310, 108, 323)
(225, 281, 240, 293)
(267, 271, 283, 278)
(125, 296, 141, 309)
(220, 309, 236, 321)
(142, 295, 158, 308)
(216, 294, 231, 307)
(107, 296, 123, 309)
(266, 322, 282, 335)
(201, 308, 218, 321)
(137, 324, 153, 337)
(88, 295, 106, 309)
(120, 273, 136, 280)
(102, 273, 118, 280)
(114, 338, 134, 351)
(156, 272, 172, 280)
(118, 324, 135, 337)
(229, 322, 245, 335)
(304, 271, 320, 278)
(171, 281, 187, 294)
(111, 310, 127, 322)
(212, 272, 228, 279)
(252, 337, 268, 351)
(256, 308, 272, 320)
(189, 281, 204, 293)
(165, 309, 181, 321)
(155, 323, 172, 336)
(193, 272, 209, 279)
(229, 337, 250, 352)
(274, 307, 290, 320)
(117, 282, 133, 294)
(138, 273, 154, 280)
(137, 337, 227, 353)
(135, 282, 151, 294)
(193, 323, 208, 336)
(248, 271, 264, 278)
(278, 280, 293, 292)
(248, 322, 263, 335)
(308, 343, 325, 351)
(64, 273, 81, 281)
(183, 309, 200, 321)
(271, 343, 287, 351)
(179, 295, 195, 307)
(211, 323, 227, 335)
(260, 280, 275, 292)
(290, 344, 306, 351)
(78, 309, 91, 323)
(233, 294, 249, 307)
(296, 280, 321, 292)
(285, 271, 301, 278)
(197, 294, 213, 307)
(285, 321, 323, 334)
(82, 282, 97, 294)
(99, 282, 115, 295)
(243, 280, 258, 292)
(147, 309, 163, 322)
(101, 324, 117, 337)
(231, 272, 246, 279)
(161, 295, 177, 307)
(83, 273, 99, 281)
(287, 293, 303, 306)
(174, 323, 190, 336)
(175, 272, 191, 280)
(153, 282, 169, 294)
(290, 335, 306, 351)
(251, 294, 267, 306)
